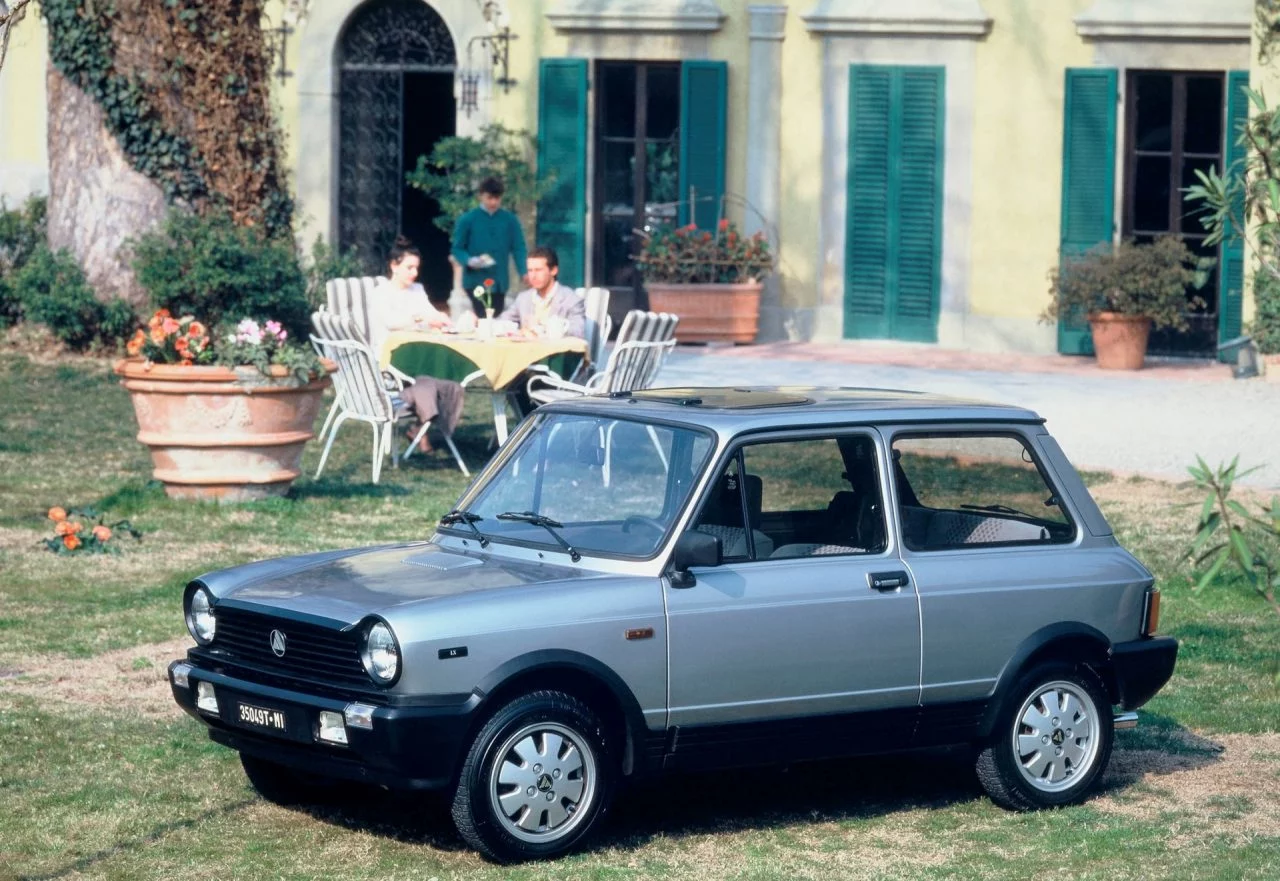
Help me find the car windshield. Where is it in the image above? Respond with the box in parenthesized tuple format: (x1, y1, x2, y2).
(457, 413, 715, 559)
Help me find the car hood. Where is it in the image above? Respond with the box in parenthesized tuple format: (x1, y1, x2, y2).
(196, 542, 588, 626)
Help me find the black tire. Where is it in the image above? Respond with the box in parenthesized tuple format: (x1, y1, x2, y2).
(976, 662, 1113, 811)
(240, 753, 337, 806)
(451, 690, 615, 863)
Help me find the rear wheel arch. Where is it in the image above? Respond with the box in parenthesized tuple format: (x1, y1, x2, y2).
(979, 624, 1115, 741)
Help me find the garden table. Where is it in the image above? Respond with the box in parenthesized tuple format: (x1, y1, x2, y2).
(381, 332, 587, 444)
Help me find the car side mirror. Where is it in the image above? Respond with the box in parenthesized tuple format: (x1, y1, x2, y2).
(669, 530, 721, 588)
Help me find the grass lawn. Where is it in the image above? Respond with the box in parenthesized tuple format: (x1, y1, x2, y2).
(1, 352, 1279, 880)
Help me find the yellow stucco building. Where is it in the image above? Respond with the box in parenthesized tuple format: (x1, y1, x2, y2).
(0, 0, 1258, 357)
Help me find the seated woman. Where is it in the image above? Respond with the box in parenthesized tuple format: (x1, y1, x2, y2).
(369, 237, 464, 454)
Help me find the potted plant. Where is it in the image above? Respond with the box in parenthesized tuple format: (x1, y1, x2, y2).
(115, 312, 333, 501)
(636, 218, 774, 344)
(116, 210, 334, 501)
(1043, 237, 1200, 370)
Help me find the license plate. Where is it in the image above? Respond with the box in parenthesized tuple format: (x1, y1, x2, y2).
(236, 701, 288, 732)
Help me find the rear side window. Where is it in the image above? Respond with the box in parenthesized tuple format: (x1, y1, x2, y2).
(892, 434, 1075, 551)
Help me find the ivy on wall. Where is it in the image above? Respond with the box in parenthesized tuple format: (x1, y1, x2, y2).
(40, 0, 294, 238)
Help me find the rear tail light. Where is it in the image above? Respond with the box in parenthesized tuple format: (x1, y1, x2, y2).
(1141, 588, 1161, 637)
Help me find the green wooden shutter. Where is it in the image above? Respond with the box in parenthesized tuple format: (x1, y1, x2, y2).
(1218, 69, 1249, 356)
(536, 59, 588, 287)
(845, 67, 894, 338)
(894, 67, 945, 343)
(1057, 68, 1118, 355)
(844, 65, 944, 342)
(678, 61, 727, 229)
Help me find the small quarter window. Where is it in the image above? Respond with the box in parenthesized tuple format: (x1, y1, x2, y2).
(892, 434, 1075, 552)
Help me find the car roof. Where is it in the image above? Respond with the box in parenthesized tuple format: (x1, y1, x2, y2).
(546, 386, 1045, 431)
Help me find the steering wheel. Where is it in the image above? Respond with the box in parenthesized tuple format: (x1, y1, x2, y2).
(621, 515, 666, 536)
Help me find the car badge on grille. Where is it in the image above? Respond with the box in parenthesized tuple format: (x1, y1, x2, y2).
(269, 629, 287, 657)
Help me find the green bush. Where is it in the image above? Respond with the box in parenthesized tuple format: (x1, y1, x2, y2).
(13, 246, 134, 349)
(1042, 237, 1201, 332)
(1251, 269, 1280, 355)
(0, 194, 49, 328)
(131, 210, 310, 338)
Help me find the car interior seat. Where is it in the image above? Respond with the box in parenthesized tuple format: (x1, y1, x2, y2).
(694, 470, 774, 559)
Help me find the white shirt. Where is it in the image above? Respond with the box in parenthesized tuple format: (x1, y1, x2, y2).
(367, 281, 445, 358)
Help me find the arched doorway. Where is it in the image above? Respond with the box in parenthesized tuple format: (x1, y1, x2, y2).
(338, 0, 456, 299)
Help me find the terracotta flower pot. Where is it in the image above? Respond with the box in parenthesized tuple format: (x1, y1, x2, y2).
(645, 281, 763, 344)
(114, 359, 334, 501)
(1087, 312, 1151, 370)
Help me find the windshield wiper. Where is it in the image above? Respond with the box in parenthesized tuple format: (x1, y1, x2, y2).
(495, 511, 581, 562)
(960, 503, 1039, 520)
(439, 509, 489, 548)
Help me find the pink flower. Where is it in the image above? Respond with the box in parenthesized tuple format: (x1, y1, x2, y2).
(235, 318, 263, 345)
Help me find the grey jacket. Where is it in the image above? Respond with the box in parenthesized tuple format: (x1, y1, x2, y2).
(498, 283, 585, 339)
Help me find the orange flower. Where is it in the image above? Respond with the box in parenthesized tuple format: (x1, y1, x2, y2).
(718, 218, 730, 231)
(174, 337, 190, 354)
(161, 317, 181, 335)
(55, 519, 79, 536)
(92, 525, 112, 542)
(483, 278, 495, 287)
(126, 336, 143, 356)
(48, 506, 67, 522)
(63, 534, 81, 550)
(150, 328, 167, 345)
(155, 309, 171, 318)
(187, 321, 206, 337)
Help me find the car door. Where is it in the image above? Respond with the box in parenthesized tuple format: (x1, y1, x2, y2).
(664, 429, 922, 767)
(884, 428, 1111, 745)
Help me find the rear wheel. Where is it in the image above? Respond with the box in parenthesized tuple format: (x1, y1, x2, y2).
(451, 690, 615, 862)
(976, 663, 1113, 811)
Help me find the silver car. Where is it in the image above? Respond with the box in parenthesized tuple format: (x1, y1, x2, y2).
(169, 387, 1177, 862)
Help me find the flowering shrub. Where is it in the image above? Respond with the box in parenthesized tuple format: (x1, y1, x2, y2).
(127, 310, 213, 365)
(127, 310, 325, 381)
(42, 506, 141, 555)
(636, 219, 774, 285)
(1042, 237, 1201, 332)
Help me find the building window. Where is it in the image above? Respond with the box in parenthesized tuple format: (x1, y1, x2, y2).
(1122, 70, 1223, 356)
(593, 62, 682, 301)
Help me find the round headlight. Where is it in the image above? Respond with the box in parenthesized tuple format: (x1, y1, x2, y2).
(186, 586, 216, 645)
(361, 621, 400, 684)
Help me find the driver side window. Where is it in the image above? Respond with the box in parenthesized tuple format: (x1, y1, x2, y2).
(690, 434, 887, 562)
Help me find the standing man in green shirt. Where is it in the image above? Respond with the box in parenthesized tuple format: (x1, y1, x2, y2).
(450, 176, 528, 315)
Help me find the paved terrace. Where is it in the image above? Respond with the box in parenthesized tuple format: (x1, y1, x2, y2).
(655, 341, 1280, 489)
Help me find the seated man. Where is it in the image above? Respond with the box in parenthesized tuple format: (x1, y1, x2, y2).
(499, 246, 585, 340)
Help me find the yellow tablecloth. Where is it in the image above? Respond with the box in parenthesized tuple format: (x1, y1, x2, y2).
(380, 332, 587, 390)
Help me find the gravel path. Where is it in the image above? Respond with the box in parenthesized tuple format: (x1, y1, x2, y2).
(658, 351, 1280, 489)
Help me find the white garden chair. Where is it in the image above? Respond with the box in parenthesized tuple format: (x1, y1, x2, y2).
(324, 275, 414, 389)
(574, 286, 612, 384)
(310, 311, 467, 481)
(526, 310, 678, 403)
(526, 310, 678, 485)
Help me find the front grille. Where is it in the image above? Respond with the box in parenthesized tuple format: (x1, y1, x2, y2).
(212, 607, 369, 688)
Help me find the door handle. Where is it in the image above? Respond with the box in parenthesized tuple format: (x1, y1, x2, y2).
(868, 570, 910, 592)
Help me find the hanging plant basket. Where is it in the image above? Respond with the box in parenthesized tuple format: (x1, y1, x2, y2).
(114, 359, 334, 501)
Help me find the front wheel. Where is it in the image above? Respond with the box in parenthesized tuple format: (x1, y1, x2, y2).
(451, 690, 615, 862)
(976, 663, 1113, 811)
